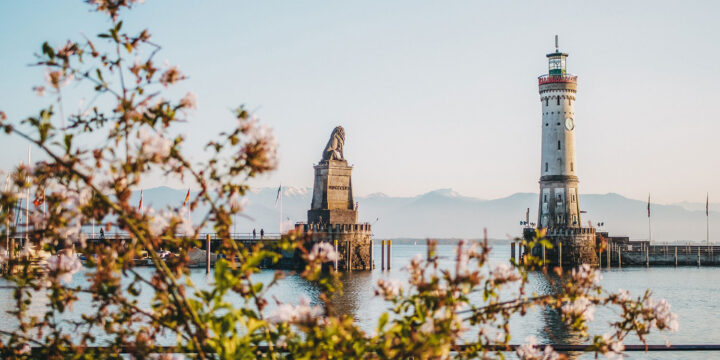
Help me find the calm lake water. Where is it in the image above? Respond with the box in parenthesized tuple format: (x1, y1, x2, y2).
(2, 242, 719, 359)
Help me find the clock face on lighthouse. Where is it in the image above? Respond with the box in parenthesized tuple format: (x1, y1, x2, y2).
(564, 117, 574, 131)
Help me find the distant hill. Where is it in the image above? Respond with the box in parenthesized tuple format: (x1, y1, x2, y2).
(130, 187, 720, 243)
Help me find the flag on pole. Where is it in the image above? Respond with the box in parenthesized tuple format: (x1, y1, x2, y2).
(183, 189, 191, 207)
(275, 185, 281, 207)
(647, 193, 651, 218)
(138, 190, 144, 211)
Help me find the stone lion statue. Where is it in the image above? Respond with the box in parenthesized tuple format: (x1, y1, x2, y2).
(321, 126, 345, 162)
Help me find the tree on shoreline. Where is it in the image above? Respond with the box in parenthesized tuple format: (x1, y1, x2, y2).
(0, 1, 677, 359)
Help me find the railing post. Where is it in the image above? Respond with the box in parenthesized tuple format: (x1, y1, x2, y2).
(511, 242, 516, 262)
(206, 234, 211, 275)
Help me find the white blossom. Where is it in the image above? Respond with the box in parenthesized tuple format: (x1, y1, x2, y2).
(228, 191, 248, 212)
(33, 86, 46, 96)
(46, 253, 82, 283)
(177, 207, 195, 235)
(489, 263, 521, 286)
(419, 318, 434, 334)
(307, 242, 339, 263)
(646, 297, 679, 332)
(0, 247, 7, 265)
(561, 296, 595, 323)
(616, 288, 631, 302)
(139, 127, 172, 161)
(571, 264, 602, 289)
(516, 336, 560, 360)
(147, 208, 170, 237)
(374, 278, 402, 300)
(179, 91, 197, 110)
(267, 296, 323, 324)
(18, 344, 31, 354)
(44, 69, 74, 89)
(599, 333, 625, 359)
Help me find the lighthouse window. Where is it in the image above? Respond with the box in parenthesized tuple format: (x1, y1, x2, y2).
(545, 99, 549, 106)
(544, 194, 548, 202)
(545, 162, 548, 172)
(557, 141, 561, 150)
(556, 98, 560, 105)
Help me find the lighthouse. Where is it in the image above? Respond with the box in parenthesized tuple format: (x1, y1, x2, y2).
(529, 36, 597, 266)
(538, 36, 581, 229)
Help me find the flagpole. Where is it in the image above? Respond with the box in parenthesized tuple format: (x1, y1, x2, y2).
(25, 145, 30, 248)
(647, 193, 652, 245)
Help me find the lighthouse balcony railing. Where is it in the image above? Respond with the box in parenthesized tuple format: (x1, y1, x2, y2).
(538, 74, 577, 85)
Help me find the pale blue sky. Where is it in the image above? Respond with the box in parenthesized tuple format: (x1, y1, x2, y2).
(1, 1, 719, 204)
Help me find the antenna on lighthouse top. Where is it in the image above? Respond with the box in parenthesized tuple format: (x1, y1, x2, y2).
(555, 35, 559, 51)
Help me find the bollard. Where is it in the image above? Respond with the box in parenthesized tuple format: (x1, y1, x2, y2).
(607, 244, 611, 269)
(381, 240, 385, 270)
(369, 239, 373, 270)
(206, 234, 211, 275)
(387, 240, 392, 270)
(334, 240, 338, 271)
(511, 242, 516, 262)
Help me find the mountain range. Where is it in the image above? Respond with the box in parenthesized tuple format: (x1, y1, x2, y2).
(130, 187, 719, 243)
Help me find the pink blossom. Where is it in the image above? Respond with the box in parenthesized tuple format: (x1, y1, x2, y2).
(571, 264, 602, 289)
(228, 191, 247, 212)
(179, 91, 197, 110)
(32, 86, 46, 96)
(139, 127, 172, 161)
(159, 66, 183, 87)
(561, 296, 595, 323)
(307, 242, 339, 263)
(646, 297, 679, 332)
(46, 253, 82, 283)
(489, 263, 521, 286)
(516, 336, 560, 360)
(267, 296, 323, 324)
(374, 278, 402, 300)
(44, 69, 74, 89)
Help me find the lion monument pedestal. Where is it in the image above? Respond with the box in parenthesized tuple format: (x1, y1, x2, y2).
(299, 126, 373, 271)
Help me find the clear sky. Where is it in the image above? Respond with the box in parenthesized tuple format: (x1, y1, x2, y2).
(1, 1, 719, 204)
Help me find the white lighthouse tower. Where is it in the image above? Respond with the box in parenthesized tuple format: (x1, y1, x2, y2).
(529, 37, 597, 266)
(538, 36, 581, 229)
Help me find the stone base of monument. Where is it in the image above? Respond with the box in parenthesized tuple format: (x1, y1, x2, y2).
(525, 227, 598, 266)
(296, 223, 373, 271)
(308, 160, 357, 224)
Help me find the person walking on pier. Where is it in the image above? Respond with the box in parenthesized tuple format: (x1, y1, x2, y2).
(252, 228, 256, 240)
(260, 228, 264, 239)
